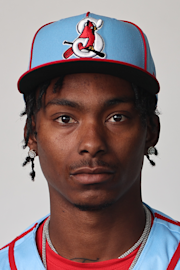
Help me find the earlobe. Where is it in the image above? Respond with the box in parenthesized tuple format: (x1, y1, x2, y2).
(24, 119, 38, 155)
(145, 115, 160, 155)
(144, 115, 160, 166)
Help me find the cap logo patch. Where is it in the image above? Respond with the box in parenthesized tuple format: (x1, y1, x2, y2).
(63, 15, 105, 59)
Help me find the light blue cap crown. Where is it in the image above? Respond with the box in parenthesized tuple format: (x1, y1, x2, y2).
(18, 12, 159, 95)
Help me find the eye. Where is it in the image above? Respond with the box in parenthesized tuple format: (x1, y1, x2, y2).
(107, 114, 126, 123)
(56, 115, 76, 124)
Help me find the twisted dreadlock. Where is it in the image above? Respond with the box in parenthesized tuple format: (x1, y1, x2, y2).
(21, 76, 158, 180)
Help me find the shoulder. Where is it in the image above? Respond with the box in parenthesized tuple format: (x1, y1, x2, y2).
(0, 216, 48, 270)
(134, 205, 180, 269)
(147, 205, 180, 245)
(150, 205, 180, 236)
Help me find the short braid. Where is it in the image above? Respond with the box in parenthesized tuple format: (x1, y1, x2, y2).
(22, 155, 36, 181)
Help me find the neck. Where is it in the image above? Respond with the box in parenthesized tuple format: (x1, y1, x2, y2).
(47, 182, 146, 262)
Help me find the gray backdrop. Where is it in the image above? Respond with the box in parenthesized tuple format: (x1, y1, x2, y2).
(0, 0, 180, 247)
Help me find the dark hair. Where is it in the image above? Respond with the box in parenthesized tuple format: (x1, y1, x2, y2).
(21, 77, 64, 148)
(21, 76, 158, 180)
(132, 83, 158, 128)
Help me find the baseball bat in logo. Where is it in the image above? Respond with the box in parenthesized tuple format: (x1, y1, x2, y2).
(63, 16, 106, 59)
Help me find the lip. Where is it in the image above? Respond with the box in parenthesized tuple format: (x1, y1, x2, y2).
(70, 167, 115, 185)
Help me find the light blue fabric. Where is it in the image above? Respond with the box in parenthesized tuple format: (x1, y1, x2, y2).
(0, 206, 180, 269)
(31, 12, 155, 76)
(18, 12, 159, 96)
(0, 247, 10, 270)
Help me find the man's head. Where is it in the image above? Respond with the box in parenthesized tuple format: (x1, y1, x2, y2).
(22, 73, 159, 211)
(19, 13, 160, 210)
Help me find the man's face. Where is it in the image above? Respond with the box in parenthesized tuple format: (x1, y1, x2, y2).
(33, 73, 149, 210)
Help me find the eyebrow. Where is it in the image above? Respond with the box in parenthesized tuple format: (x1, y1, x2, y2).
(45, 99, 81, 109)
(104, 97, 135, 107)
(45, 96, 134, 110)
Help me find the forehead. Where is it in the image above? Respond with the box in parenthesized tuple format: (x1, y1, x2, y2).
(44, 73, 135, 105)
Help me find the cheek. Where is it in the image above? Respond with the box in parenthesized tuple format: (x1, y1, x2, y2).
(36, 125, 77, 183)
(111, 126, 146, 172)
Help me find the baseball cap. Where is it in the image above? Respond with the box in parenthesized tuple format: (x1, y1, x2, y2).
(18, 12, 160, 95)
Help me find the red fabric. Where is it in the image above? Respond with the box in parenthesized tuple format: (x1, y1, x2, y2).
(36, 220, 143, 270)
(7, 223, 37, 270)
(79, 21, 95, 48)
(167, 242, 180, 270)
(155, 213, 180, 226)
(63, 43, 90, 59)
(63, 21, 95, 60)
(45, 249, 138, 270)
(63, 47, 74, 59)
(0, 223, 38, 251)
(155, 212, 180, 269)
(8, 241, 17, 270)
(0, 242, 10, 251)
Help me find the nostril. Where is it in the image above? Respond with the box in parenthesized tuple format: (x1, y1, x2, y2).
(79, 147, 106, 157)
(80, 149, 89, 154)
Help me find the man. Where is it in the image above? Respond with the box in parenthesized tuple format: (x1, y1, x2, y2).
(0, 12, 180, 270)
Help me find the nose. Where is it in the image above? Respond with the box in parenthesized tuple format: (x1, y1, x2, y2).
(78, 121, 107, 158)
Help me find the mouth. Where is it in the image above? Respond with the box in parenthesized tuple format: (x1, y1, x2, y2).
(70, 167, 115, 185)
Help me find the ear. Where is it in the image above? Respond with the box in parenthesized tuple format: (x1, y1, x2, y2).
(24, 118, 38, 155)
(145, 115, 160, 154)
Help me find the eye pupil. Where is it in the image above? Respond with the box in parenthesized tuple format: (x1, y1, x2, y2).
(62, 115, 70, 123)
(113, 114, 122, 122)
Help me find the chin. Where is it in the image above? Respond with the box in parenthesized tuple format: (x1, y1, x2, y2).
(73, 200, 115, 211)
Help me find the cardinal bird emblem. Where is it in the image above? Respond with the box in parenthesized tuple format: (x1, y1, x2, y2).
(63, 14, 105, 59)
